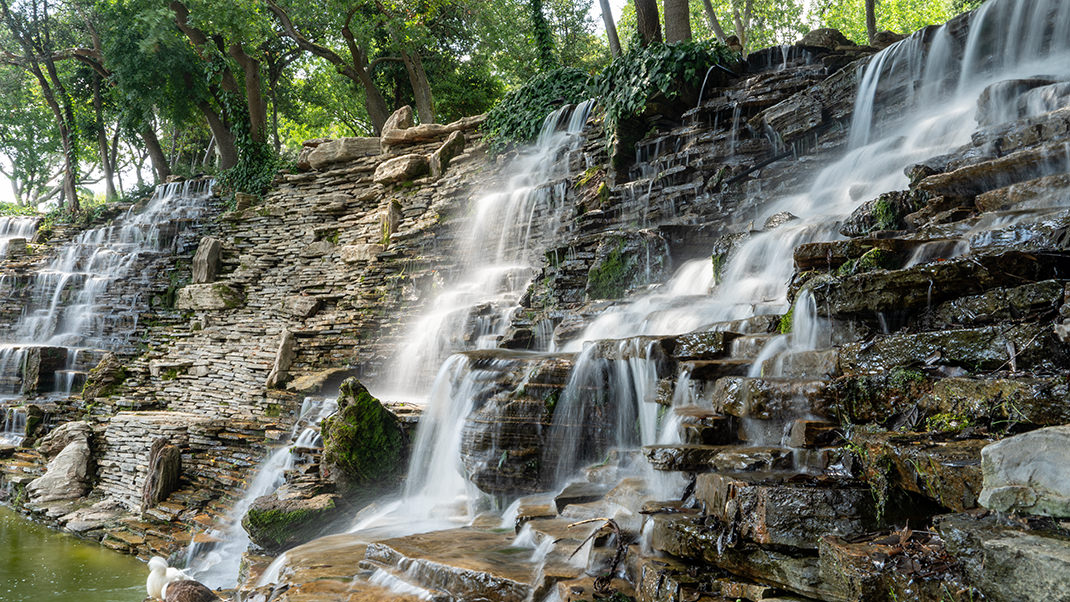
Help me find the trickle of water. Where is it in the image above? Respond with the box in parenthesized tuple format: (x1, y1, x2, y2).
(0, 405, 27, 446)
(0, 216, 38, 258)
(186, 396, 337, 589)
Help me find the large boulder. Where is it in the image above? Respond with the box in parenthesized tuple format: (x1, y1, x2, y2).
(373, 153, 430, 185)
(307, 137, 382, 170)
(242, 492, 346, 553)
(35, 421, 92, 459)
(979, 425, 1070, 517)
(320, 378, 407, 497)
(192, 237, 223, 284)
(381, 105, 414, 138)
(26, 436, 91, 503)
(265, 330, 296, 389)
(175, 282, 244, 311)
(798, 28, 855, 50)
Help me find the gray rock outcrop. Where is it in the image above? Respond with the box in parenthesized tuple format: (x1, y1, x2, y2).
(979, 425, 1070, 517)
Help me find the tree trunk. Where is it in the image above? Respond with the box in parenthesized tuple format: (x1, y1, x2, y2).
(664, 0, 692, 43)
(229, 43, 268, 144)
(700, 0, 728, 42)
(92, 75, 116, 201)
(865, 0, 877, 44)
(140, 128, 171, 183)
(528, 0, 557, 68)
(597, 0, 622, 56)
(400, 49, 435, 123)
(198, 102, 238, 170)
(265, 0, 391, 134)
(634, 0, 662, 46)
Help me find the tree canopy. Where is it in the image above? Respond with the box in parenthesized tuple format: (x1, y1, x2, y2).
(0, 0, 985, 211)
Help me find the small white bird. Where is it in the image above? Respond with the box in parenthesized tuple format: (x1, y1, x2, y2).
(146, 557, 189, 600)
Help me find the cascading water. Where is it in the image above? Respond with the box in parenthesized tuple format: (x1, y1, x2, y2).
(0, 180, 212, 399)
(380, 101, 595, 401)
(0, 216, 38, 258)
(0, 405, 26, 446)
(187, 396, 338, 588)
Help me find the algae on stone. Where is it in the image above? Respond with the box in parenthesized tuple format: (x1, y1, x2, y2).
(320, 378, 407, 496)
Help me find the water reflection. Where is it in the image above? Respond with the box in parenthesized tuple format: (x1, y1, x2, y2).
(0, 505, 145, 602)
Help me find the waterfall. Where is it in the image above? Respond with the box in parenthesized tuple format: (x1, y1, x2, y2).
(0, 216, 38, 258)
(0, 405, 26, 446)
(187, 396, 337, 589)
(0, 180, 212, 398)
(380, 100, 595, 400)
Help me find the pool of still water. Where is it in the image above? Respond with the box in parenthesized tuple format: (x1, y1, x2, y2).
(0, 505, 146, 602)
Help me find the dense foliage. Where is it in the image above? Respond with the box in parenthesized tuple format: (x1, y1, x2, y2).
(483, 68, 594, 152)
(0, 0, 985, 213)
(596, 39, 736, 138)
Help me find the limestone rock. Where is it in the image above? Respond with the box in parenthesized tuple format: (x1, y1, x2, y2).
(35, 421, 91, 459)
(21, 346, 67, 395)
(176, 282, 244, 311)
(938, 512, 1070, 602)
(4, 237, 26, 257)
(281, 296, 321, 319)
(382, 105, 414, 139)
(373, 153, 430, 185)
(27, 437, 91, 503)
(265, 330, 296, 389)
(382, 123, 450, 152)
(142, 438, 182, 513)
(299, 240, 334, 258)
(839, 189, 931, 236)
(192, 237, 223, 284)
(979, 425, 1070, 517)
(81, 352, 126, 401)
(870, 30, 906, 49)
(430, 130, 466, 178)
(976, 79, 1055, 127)
(307, 137, 382, 170)
(242, 492, 345, 553)
(320, 378, 407, 497)
(585, 231, 670, 300)
(340, 243, 383, 264)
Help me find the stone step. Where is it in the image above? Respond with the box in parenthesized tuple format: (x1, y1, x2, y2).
(695, 314, 781, 335)
(644, 444, 793, 473)
(673, 406, 737, 445)
(647, 511, 847, 602)
(760, 349, 840, 379)
(711, 377, 834, 420)
(838, 322, 1067, 375)
(680, 359, 752, 382)
(360, 527, 578, 602)
(851, 431, 989, 513)
(695, 472, 880, 550)
(729, 334, 774, 360)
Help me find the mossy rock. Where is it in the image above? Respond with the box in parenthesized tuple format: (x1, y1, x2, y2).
(320, 378, 407, 497)
(242, 492, 344, 552)
(586, 232, 669, 300)
(839, 189, 931, 237)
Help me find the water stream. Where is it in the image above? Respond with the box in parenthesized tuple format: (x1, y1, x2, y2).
(187, 396, 338, 588)
(0, 180, 213, 399)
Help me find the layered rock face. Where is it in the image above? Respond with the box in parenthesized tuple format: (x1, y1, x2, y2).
(2, 2, 1070, 601)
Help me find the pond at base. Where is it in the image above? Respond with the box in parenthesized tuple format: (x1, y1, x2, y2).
(0, 505, 146, 602)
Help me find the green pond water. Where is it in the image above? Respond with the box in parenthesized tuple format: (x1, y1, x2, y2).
(0, 505, 146, 602)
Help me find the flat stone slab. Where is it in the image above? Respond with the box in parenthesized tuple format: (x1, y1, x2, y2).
(712, 377, 833, 420)
(363, 528, 546, 602)
(696, 472, 878, 549)
(937, 512, 1070, 602)
(855, 432, 989, 512)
